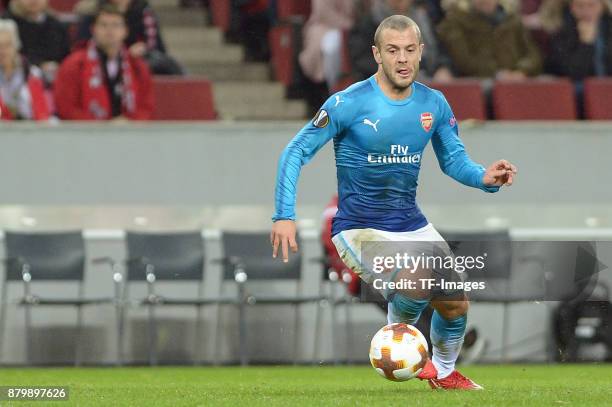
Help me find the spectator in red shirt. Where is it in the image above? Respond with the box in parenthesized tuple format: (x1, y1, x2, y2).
(54, 4, 153, 120)
(74, 0, 183, 74)
(0, 19, 50, 120)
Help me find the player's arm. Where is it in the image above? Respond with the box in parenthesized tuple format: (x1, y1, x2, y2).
(271, 97, 343, 262)
(431, 93, 517, 191)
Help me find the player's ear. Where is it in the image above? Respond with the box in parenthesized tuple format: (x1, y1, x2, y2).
(418, 43, 424, 62)
(372, 45, 382, 64)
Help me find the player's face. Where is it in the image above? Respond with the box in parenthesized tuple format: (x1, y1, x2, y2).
(373, 27, 423, 90)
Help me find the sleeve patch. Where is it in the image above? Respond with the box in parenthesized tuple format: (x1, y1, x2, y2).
(313, 109, 330, 128)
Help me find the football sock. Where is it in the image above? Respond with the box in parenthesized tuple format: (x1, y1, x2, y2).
(387, 294, 429, 325)
(430, 311, 467, 379)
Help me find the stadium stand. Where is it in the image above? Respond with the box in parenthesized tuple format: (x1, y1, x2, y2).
(48, 0, 80, 13)
(428, 80, 487, 121)
(152, 76, 217, 120)
(269, 24, 295, 86)
(492, 79, 577, 120)
(2, 0, 611, 121)
(209, 0, 230, 32)
(276, 0, 311, 21)
(178, 0, 305, 119)
(583, 77, 612, 120)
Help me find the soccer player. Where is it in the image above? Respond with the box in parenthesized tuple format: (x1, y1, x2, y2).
(271, 15, 517, 390)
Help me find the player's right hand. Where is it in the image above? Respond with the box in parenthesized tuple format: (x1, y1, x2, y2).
(270, 220, 298, 263)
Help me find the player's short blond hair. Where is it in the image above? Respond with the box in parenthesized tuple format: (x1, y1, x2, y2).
(374, 15, 422, 48)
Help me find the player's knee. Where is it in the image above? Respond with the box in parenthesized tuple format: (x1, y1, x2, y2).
(434, 299, 469, 320)
(452, 299, 469, 317)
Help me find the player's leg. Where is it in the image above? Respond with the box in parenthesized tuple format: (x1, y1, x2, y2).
(384, 264, 438, 380)
(331, 228, 438, 381)
(387, 289, 438, 380)
(428, 295, 483, 389)
(331, 230, 428, 325)
(387, 291, 429, 325)
(386, 265, 433, 325)
(416, 223, 482, 389)
(429, 296, 469, 378)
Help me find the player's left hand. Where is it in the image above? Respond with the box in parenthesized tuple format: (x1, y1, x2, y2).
(483, 159, 517, 187)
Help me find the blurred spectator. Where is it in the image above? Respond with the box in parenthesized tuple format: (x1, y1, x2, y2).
(321, 195, 387, 310)
(424, 0, 448, 24)
(443, 0, 520, 14)
(2, 0, 70, 84)
(0, 19, 50, 120)
(299, 0, 355, 90)
(237, 0, 272, 62)
(522, 0, 568, 34)
(521, 0, 569, 60)
(75, 0, 183, 74)
(438, 0, 542, 79)
(349, 0, 454, 82)
(548, 0, 612, 79)
(54, 5, 153, 120)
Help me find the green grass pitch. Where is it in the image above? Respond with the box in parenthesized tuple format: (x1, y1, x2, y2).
(0, 364, 610, 406)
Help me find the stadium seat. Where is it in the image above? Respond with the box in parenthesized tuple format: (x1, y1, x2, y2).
(220, 232, 326, 366)
(119, 231, 234, 365)
(493, 79, 577, 120)
(276, 0, 312, 21)
(209, 0, 231, 32)
(318, 250, 386, 364)
(583, 77, 612, 120)
(269, 25, 295, 87)
(331, 76, 355, 93)
(152, 76, 217, 120)
(0, 231, 116, 366)
(48, 0, 79, 13)
(428, 80, 487, 121)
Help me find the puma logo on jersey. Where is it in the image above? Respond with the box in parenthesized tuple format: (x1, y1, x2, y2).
(334, 95, 344, 107)
(363, 118, 380, 132)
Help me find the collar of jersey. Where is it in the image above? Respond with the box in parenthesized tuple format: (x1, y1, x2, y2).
(368, 75, 415, 106)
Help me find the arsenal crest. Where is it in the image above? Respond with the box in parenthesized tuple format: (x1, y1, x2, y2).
(420, 112, 433, 132)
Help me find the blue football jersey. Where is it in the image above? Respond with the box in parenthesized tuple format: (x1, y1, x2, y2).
(273, 76, 499, 236)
